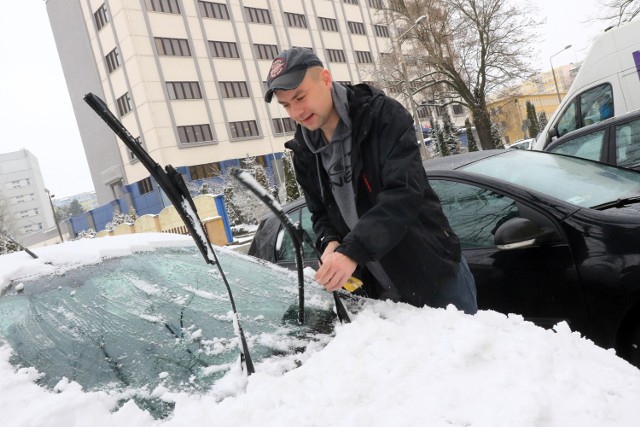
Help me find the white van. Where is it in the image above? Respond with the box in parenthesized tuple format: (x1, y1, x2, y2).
(533, 19, 640, 150)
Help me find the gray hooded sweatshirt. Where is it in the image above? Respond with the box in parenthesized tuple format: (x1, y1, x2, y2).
(301, 83, 399, 300)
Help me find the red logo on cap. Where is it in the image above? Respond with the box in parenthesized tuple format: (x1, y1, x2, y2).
(269, 58, 286, 80)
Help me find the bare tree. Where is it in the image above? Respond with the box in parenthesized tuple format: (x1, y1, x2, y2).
(596, 0, 639, 26)
(381, 0, 542, 149)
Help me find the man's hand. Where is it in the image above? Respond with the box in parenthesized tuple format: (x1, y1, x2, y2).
(316, 244, 357, 292)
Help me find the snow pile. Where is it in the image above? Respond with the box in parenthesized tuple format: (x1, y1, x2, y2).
(1, 301, 639, 426)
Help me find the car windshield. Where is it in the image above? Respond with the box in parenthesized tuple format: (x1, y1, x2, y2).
(462, 151, 640, 208)
(0, 246, 334, 416)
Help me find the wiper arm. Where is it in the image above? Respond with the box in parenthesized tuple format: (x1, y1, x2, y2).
(592, 196, 640, 210)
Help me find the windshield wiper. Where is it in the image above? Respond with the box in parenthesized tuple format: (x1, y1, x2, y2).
(592, 196, 640, 210)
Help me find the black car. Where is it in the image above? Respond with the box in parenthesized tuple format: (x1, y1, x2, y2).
(249, 149, 640, 367)
(545, 108, 640, 170)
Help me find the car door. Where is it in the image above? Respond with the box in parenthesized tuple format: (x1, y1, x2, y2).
(429, 178, 589, 332)
(274, 205, 319, 270)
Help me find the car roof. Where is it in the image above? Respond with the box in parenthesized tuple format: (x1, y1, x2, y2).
(422, 149, 506, 171)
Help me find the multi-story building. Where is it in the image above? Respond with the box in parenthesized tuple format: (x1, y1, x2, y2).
(46, 0, 408, 212)
(0, 149, 56, 239)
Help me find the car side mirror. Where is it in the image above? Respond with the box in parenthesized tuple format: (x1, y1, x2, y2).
(494, 217, 550, 250)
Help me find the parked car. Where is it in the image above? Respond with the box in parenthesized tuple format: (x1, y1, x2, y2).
(506, 138, 534, 150)
(544, 109, 640, 170)
(249, 149, 640, 367)
(0, 234, 336, 418)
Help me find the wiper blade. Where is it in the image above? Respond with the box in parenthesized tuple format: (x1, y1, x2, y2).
(592, 196, 640, 210)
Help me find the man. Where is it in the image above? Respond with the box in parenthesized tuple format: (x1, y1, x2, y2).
(265, 48, 477, 314)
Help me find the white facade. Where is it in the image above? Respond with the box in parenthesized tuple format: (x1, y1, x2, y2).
(47, 0, 404, 204)
(0, 149, 56, 238)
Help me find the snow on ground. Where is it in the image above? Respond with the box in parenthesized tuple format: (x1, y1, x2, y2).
(1, 234, 640, 426)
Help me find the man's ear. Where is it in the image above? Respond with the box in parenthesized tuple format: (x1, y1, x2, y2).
(320, 69, 332, 87)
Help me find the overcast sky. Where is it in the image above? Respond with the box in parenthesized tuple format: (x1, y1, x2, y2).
(0, 0, 607, 199)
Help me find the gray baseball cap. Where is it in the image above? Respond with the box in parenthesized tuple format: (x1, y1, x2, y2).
(264, 48, 323, 103)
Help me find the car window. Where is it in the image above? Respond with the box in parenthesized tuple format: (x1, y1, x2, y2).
(429, 180, 520, 249)
(547, 129, 605, 162)
(580, 84, 613, 125)
(276, 206, 318, 262)
(615, 118, 640, 168)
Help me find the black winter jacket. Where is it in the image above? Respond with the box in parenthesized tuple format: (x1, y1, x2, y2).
(284, 83, 461, 307)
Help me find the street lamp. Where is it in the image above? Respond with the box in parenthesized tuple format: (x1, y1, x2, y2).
(394, 15, 429, 159)
(550, 45, 572, 103)
(44, 188, 64, 243)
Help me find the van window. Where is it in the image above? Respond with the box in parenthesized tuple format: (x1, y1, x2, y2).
(557, 102, 577, 137)
(580, 84, 613, 125)
(615, 118, 640, 168)
(555, 84, 613, 137)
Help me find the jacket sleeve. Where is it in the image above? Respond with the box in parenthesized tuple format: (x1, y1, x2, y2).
(336, 96, 427, 265)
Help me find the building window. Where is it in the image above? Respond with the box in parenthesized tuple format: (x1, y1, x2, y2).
(6, 178, 31, 189)
(336, 81, 352, 86)
(284, 12, 307, 28)
(189, 162, 222, 180)
(178, 124, 214, 144)
(417, 106, 429, 119)
(367, 0, 383, 8)
(167, 81, 202, 100)
(254, 44, 279, 60)
(11, 193, 35, 204)
(116, 92, 132, 116)
(355, 50, 373, 63)
(209, 40, 240, 58)
(318, 17, 339, 32)
(273, 117, 297, 134)
(245, 7, 271, 24)
(373, 25, 389, 37)
(155, 37, 191, 56)
(145, 0, 181, 13)
(452, 104, 464, 115)
(343, 0, 359, 4)
(137, 177, 154, 195)
(229, 120, 259, 139)
(198, 1, 229, 19)
(105, 48, 121, 73)
(326, 49, 346, 63)
(348, 21, 366, 35)
(128, 137, 146, 162)
(94, 4, 108, 31)
(219, 81, 250, 98)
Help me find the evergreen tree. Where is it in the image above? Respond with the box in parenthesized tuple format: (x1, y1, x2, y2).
(441, 110, 461, 154)
(283, 150, 302, 202)
(491, 124, 504, 149)
(526, 101, 540, 138)
(222, 185, 246, 227)
(437, 127, 450, 156)
(538, 111, 548, 131)
(0, 229, 20, 255)
(465, 118, 479, 152)
(67, 199, 85, 217)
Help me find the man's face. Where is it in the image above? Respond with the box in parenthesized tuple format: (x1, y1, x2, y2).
(274, 67, 335, 132)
